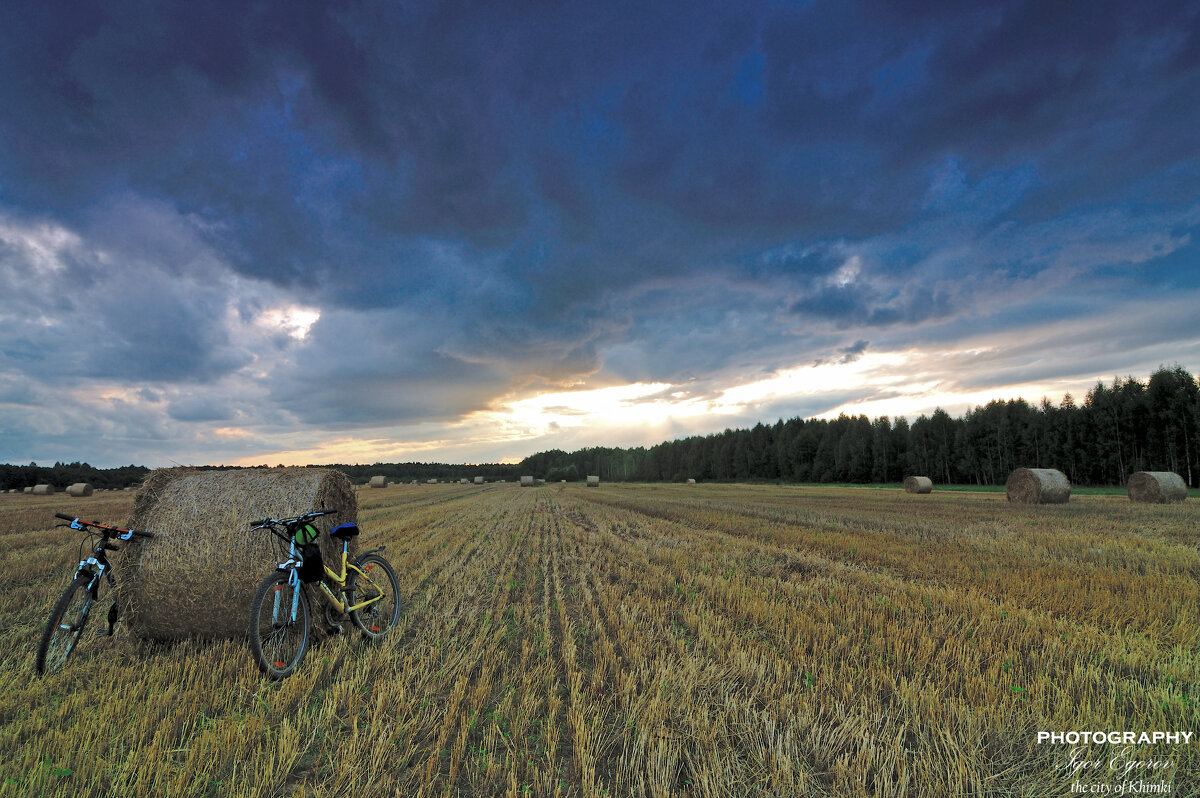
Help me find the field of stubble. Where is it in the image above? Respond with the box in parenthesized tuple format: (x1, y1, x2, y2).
(0, 482, 1197, 797)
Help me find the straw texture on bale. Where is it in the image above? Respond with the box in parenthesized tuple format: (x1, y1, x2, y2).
(586, 475, 600, 487)
(66, 483, 94, 497)
(1127, 471, 1187, 504)
(32, 484, 54, 495)
(1006, 467, 1071, 504)
(116, 467, 357, 641)
(904, 476, 933, 494)
(369, 475, 387, 488)
(521, 476, 534, 487)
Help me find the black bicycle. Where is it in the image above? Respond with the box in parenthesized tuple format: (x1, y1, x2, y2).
(36, 513, 155, 675)
(247, 510, 400, 679)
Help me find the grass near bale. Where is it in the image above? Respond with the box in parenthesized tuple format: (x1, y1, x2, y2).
(1, 483, 1197, 796)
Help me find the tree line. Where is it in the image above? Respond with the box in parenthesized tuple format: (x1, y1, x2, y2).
(4, 366, 1195, 491)
(0, 462, 150, 492)
(517, 366, 1200, 488)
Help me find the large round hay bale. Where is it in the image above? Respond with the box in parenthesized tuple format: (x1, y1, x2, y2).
(1127, 471, 1187, 504)
(474, 476, 484, 484)
(369, 475, 387, 488)
(116, 467, 357, 641)
(66, 483, 94, 497)
(586, 475, 599, 487)
(904, 476, 933, 494)
(686, 478, 696, 485)
(23, 487, 32, 494)
(1005, 468, 1070, 504)
(520, 475, 534, 487)
(32, 484, 54, 495)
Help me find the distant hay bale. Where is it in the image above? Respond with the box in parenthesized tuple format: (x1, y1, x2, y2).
(23, 487, 32, 494)
(686, 479, 696, 485)
(586, 475, 600, 487)
(66, 483, 94, 497)
(427, 479, 438, 484)
(1127, 471, 1187, 504)
(368, 475, 386, 488)
(474, 476, 484, 484)
(32, 484, 54, 495)
(520, 476, 534, 487)
(903, 476, 933, 494)
(1005, 468, 1071, 504)
(115, 467, 357, 642)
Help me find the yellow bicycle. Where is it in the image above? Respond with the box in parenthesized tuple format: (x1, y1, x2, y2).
(247, 510, 400, 679)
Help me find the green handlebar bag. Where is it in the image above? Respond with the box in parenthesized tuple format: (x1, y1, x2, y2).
(294, 523, 320, 545)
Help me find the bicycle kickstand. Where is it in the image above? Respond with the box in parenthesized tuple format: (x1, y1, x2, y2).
(95, 601, 119, 637)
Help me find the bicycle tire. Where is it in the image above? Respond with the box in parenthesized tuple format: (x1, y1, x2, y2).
(248, 571, 310, 679)
(347, 554, 400, 641)
(36, 574, 94, 675)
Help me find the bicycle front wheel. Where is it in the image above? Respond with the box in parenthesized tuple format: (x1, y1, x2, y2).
(36, 575, 94, 675)
(348, 554, 400, 641)
(248, 571, 310, 679)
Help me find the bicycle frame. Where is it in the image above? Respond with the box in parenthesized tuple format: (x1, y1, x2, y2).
(274, 537, 386, 620)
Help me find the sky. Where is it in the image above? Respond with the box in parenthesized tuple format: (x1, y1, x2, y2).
(1, 1, 1199, 468)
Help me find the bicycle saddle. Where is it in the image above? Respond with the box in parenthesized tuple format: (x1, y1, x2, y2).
(330, 522, 360, 540)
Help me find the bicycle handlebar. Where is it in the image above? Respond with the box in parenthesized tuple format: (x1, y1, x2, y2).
(54, 513, 155, 538)
(249, 509, 337, 529)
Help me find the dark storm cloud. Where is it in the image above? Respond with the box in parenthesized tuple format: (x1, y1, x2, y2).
(4, 0, 1198, 285)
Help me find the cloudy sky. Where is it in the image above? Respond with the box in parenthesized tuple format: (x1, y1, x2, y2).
(1, 1, 1198, 468)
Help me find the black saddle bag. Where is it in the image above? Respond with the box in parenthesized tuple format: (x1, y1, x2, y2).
(297, 542, 324, 583)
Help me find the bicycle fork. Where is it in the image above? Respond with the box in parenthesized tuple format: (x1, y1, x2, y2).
(76, 552, 119, 637)
(272, 570, 304, 626)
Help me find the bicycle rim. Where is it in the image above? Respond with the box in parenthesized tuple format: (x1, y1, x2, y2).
(249, 572, 310, 679)
(349, 555, 400, 640)
(36, 576, 93, 675)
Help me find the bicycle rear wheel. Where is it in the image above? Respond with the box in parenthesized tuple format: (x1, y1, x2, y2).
(248, 571, 310, 679)
(36, 575, 94, 675)
(348, 554, 400, 641)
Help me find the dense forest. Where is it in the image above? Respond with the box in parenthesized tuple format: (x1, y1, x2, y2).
(0, 462, 150, 493)
(518, 367, 1200, 488)
(3, 367, 1197, 491)
(0, 462, 522, 492)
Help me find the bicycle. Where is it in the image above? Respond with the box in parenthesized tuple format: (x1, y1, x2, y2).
(247, 509, 401, 679)
(36, 513, 155, 675)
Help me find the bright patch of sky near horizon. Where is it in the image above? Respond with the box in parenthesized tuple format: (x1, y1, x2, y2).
(1, 1, 1198, 468)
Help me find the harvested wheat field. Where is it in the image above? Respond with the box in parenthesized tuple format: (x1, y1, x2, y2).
(1, 482, 1198, 797)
